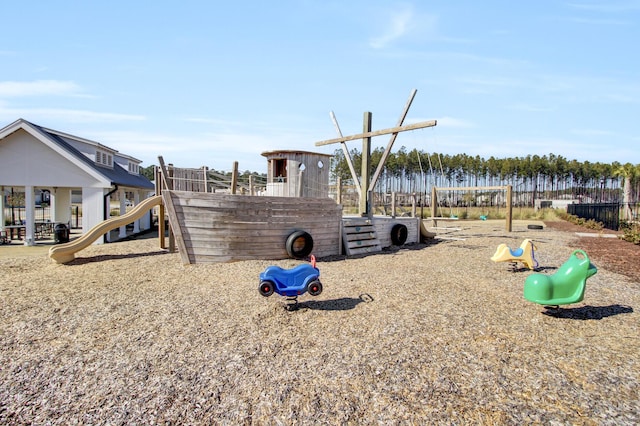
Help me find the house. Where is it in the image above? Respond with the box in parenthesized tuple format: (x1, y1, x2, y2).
(0, 118, 155, 246)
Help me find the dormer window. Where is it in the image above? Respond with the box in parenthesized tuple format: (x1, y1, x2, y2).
(96, 149, 113, 167)
(128, 162, 139, 175)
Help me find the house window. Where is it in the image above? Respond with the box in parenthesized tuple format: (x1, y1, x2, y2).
(95, 149, 113, 167)
(128, 162, 139, 174)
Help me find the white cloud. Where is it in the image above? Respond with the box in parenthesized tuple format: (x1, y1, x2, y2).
(0, 80, 83, 97)
(369, 6, 418, 49)
(87, 129, 323, 172)
(0, 105, 145, 123)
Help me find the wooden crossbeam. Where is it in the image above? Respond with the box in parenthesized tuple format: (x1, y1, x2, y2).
(314, 120, 437, 146)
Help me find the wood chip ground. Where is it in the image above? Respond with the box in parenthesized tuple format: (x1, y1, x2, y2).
(1, 220, 638, 424)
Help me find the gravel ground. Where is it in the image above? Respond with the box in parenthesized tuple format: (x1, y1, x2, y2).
(1, 220, 638, 424)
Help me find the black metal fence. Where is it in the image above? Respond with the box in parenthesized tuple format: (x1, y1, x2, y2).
(567, 202, 620, 231)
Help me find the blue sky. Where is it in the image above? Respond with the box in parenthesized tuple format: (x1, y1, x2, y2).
(1, 1, 638, 173)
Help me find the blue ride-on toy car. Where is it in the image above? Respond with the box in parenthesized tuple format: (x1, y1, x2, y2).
(259, 255, 322, 298)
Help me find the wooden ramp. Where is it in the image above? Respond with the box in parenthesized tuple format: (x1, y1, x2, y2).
(342, 218, 381, 256)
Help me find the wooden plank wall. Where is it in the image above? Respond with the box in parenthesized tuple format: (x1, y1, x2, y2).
(169, 167, 207, 192)
(163, 190, 342, 263)
(265, 152, 330, 198)
(373, 217, 420, 247)
(289, 152, 330, 198)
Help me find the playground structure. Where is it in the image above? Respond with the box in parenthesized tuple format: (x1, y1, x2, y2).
(154, 90, 435, 263)
(46, 169, 422, 264)
(48, 196, 162, 263)
(524, 249, 597, 308)
(46, 89, 494, 264)
(491, 238, 538, 270)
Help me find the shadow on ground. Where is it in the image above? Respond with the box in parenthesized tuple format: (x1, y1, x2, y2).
(295, 294, 375, 311)
(542, 304, 634, 320)
(69, 250, 170, 265)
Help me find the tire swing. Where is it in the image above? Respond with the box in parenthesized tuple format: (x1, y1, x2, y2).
(390, 224, 408, 246)
(286, 230, 314, 258)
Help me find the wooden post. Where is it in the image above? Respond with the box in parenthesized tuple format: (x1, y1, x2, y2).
(391, 191, 397, 218)
(157, 156, 175, 253)
(231, 161, 239, 194)
(155, 166, 166, 249)
(431, 186, 437, 220)
(202, 166, 208, 193)
(297, 168, 304, 197)
(360, 112, 372, 216)
(506, 184, 513, 232)
(249, 175, 254, 195)
(411, 193, 417, 218)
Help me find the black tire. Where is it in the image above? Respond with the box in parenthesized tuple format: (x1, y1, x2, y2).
(259, 280, 274, 297)
(286, 230, 314, 258)
(307, 280, 323, 296)
(390, 224, 408, 245)
(527, 224, 544, 230)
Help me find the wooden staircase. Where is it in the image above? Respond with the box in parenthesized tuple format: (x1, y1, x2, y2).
(342, 218, 381, 256)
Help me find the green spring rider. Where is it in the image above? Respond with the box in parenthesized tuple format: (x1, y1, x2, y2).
(524, 249, 597, 308)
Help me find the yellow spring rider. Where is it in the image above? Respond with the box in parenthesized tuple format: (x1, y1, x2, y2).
(491, 239, 538, 270)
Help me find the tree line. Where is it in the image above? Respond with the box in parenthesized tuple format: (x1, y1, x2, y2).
(330, 147, 640, 206)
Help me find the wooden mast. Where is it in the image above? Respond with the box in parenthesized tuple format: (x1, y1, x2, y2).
(360, 112, 372, 216)
(314, 89, 437, 217)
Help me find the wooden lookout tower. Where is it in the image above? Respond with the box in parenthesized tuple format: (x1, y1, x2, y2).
(261, 150, 332, 198)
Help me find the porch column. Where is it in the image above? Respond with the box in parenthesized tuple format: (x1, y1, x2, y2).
(24, 185, 35, 246)
(133, 191, 141, 233)
(0, 186, 5, 233)
(118, 188, 127, 238)
(51, 188, 72, 225)
(82, 187, 106, 245)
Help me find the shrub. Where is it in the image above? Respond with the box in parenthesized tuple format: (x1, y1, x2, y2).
(553, 211, 604, 230)
(584, 219, 604, 231)
(619, 221, 640, 245)
(619, 229, 640, 245)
